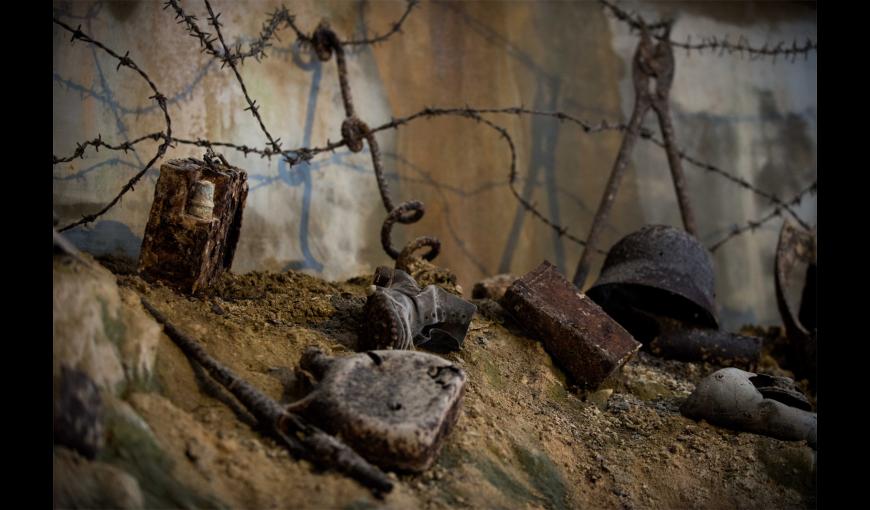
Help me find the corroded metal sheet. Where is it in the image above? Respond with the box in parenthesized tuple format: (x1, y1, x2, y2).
(298, 348, 466, 472)
(774, 220, 816, 381)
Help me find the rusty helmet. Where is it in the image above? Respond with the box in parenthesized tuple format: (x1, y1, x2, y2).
(587, 225, 718, 339)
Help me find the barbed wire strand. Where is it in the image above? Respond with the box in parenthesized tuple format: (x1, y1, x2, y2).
(52, 132, 161, 165)
(54, 4, 815, 258)
(51, 102, 814, 253)
(164, 0, 283, 154)
(51, 104, 811, 234)
(342, 0, 419, 46)
(448, 107, 810, 228)
(599, 0, 816, 61)
(51, 99, 814, 248)
(709, 180, 816, 252)
(53, 18, 172, 233)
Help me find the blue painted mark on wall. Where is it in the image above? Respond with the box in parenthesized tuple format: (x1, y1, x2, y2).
(53, 7, 338, 274)
(65, 220, 143, 260)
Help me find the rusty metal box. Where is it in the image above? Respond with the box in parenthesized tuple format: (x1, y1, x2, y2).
(500, 261, 641, 389)
(138, 158, 247, 294)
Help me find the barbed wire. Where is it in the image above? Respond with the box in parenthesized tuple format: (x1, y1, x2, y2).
(366, 106, 812, 231)
(709, 180, 817, 252)
(51, 99, 814, 255)
(641, 137, 813, 230)
(53, 2, 815, 262)
(52, 18, 172, 233)
(229, 6, 297, 64)
(599, 0, 817, 61)
(342, 0, 419, 46)
(52, 132, 161, 165)
(164, 0, 418, 66)
(356, 106, 608, 254)
(300, 17, 442, 262)
(165, 0, 284, 154)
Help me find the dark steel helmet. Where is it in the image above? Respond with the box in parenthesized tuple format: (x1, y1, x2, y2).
(587, 225, 718, 338)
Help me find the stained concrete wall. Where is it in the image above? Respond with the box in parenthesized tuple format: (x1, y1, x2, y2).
(53, 0, 817, 331)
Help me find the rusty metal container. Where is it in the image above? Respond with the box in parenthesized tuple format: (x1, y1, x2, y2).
(586, 225, 718, 342)
(138, 158, 248, 294)
(500, 261, 641, 390)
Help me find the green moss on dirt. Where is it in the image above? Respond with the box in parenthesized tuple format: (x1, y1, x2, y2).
(98, 401, 224, 510)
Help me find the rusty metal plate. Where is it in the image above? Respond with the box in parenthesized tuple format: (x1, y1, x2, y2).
(587, 225, 719, 334)
(499, 261, 641, 390)
(774, 220, 816, 381)
(297, 348, 465, 472)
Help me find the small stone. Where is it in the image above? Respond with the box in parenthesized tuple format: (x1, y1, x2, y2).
(587, 388, 614, 410)
(218, 438, 239, 454)
(471, 274, 516, 300)
(185, 440, 203, 462)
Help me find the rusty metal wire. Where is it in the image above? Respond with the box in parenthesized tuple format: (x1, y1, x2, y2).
(600, 0, 817, 61)
(52, 104, 808, 235)
(641, 137, 812, 230)
(166, 0, 284, 154)
(359, 106, 609, 254)
(302, 17, 445, 262)
(378, 107, 808, 229)
(219, 0, 418, 53)
(342, 0, 419, 46)
(53, 132, 162, 165)
(54, 2, 815, 263)
(709, 180, 817, 252)
(376, 107, 812, 235)
(52, 100, 812, 257)
(230, 6, 297, 64)
(53, 18, 172, 233)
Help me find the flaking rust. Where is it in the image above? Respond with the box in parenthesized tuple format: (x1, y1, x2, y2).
(774, 219, 816, 384)
(138, 156, 248, 294)
(294, 347, 466, 472)
(500, 261, 641, 390)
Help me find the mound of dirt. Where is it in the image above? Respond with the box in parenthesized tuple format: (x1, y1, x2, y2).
(54, 258, 816, 509)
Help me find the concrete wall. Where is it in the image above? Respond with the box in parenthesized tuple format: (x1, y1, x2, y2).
(53, 0, 817, 330)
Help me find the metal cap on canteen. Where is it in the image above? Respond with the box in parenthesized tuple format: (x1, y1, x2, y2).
(587, 225, 719, 333)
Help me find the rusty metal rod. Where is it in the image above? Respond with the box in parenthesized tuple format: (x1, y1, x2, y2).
(654, 104, 697, 236)
(649, 328, 761, 370)
(140, 298, 394, 495)
(572, 101, 650, 288)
